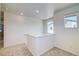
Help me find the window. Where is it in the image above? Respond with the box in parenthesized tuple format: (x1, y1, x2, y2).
(47, 21, 54, 34)
(64, 15, 77, 28)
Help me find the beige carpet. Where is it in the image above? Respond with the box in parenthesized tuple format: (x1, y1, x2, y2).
(0, 44, 76, 56)
(42, 47, 76, 56)
(0, 44, 32, 56)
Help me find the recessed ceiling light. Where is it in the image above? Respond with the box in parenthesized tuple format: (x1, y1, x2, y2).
(20, 12, 23, 15)
(36, 10, 39, 13)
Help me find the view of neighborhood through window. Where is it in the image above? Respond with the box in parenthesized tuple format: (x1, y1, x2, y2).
(64, 15, 77, 28)
(47, 21, 54, 34)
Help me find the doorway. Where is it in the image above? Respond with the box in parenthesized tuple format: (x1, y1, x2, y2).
(0, 11, 4, 48)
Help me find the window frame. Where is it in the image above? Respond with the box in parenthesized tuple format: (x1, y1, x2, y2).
(64, 15, 77, 29)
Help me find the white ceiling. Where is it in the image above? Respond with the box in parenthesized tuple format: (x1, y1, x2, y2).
(1, 3, 76, 19)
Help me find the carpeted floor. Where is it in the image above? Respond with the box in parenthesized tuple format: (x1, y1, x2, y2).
(41, 47, 76, 56)
(0, 40, 3, 48)
(0, 44, 32, 56)
(0, 44, 76, 56)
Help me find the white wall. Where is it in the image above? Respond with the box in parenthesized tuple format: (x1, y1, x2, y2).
(27, 34, 55, 56)
(54, 5, 79, 55)
(4, 12, 43, 47)
(36, 34, 55, 55)
(27, 34, 37, 55)
(43, 20, 48, 34)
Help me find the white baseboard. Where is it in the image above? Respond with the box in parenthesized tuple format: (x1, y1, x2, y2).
(55, 46, 77, 56)
(4, 42, 25, 48)
(39, 46, 54, 56)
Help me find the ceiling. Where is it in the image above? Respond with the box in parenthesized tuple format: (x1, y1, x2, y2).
(1, 3, 77, 19)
